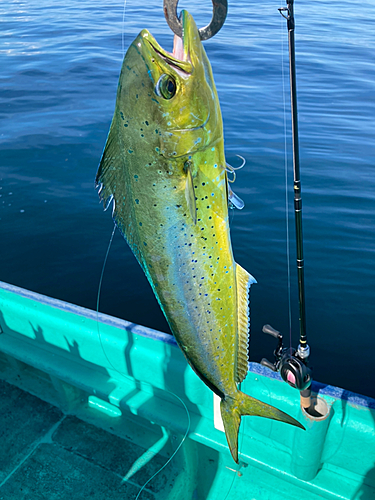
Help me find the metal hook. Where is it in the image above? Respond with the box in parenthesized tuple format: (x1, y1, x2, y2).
(231, 155, 246, 170)
(163, 0, 228, 41)
(225, 164, 236, 183)
(225, 155, 246, 183)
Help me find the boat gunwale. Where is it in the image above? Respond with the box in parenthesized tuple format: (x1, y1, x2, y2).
(1, 280, 374, 410)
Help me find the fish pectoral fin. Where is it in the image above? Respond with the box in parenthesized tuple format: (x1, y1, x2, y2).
(220, 392, 305, 464)
(95, 115, 140, 260)
(235, 264, 256, 383)
(184, 162, 197, 225)
(96, 118, 124, 211)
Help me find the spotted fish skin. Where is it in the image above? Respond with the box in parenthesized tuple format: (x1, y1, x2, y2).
(96, 10, 304, 463)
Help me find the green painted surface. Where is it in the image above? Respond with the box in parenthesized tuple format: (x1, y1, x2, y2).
(0, 282, 374, 499)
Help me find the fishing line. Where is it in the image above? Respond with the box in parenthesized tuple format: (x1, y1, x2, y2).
(97, 5, 239, 494)
(280, 8, 293, 350)
(96, 224, 191, 499)
(222, 466, 238, 500)
(134, 393, 191, 500)
(96, 224, 116, 324)
(99, 0, 195, 475)
(121, 0, 128, 58)
(96, 223, 119, 381)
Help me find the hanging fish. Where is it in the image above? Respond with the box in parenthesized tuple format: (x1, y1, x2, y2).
(96, 10, 303, 464)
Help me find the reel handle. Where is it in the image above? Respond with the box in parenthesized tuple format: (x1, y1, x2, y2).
(262, 324, 281, 339)
(260, 358, 278, 372)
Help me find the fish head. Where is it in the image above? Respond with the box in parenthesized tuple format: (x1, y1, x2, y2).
(117, 9, 222, 159)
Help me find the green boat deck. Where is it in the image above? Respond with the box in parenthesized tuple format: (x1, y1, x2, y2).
(0, 379, 172, 500)
(0, 281, 374, 499)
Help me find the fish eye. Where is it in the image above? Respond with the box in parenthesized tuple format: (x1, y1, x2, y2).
(155, 74, 176, 100)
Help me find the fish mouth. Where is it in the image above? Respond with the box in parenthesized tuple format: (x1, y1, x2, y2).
(141, 10, 194, 75)
(137, 10, 211, 145)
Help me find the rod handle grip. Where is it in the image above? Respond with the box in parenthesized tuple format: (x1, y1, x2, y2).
(262, 324, 281, 338)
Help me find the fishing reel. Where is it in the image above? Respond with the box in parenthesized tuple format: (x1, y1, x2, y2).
(260, 324, 312, 391)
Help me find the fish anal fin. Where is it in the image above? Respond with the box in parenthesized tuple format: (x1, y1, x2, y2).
(184, 161, 197, 225)
(176, 340, 225, 399)
(235, 264, 256, 384)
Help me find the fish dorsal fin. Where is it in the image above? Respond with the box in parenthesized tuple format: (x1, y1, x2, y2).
(235, 264, 256, 383)
(184, 161, 197, 225)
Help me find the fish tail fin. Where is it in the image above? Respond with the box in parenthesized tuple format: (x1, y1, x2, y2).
(220, 391, 305, 463)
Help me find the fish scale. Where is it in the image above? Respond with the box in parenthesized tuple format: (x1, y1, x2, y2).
(96, 9, 304, 464)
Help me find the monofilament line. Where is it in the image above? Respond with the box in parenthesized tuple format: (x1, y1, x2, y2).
(135, 392, 191, 500)
(280, 6, 293, 348)
(122, 0, 128, 58)
(95, 225, 191, 500)
(96, 224, 117, 369)
(96, 224, 116, 317)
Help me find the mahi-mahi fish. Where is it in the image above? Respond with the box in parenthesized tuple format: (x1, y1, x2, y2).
(96, 10, 304, 463)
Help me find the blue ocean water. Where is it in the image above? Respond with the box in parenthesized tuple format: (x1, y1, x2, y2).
(1, 0, 374, 398)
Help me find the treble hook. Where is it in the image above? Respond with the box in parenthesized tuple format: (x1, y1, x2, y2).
(163, 0, 228, 41)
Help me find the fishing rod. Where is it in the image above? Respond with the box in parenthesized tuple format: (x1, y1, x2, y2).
(261, 0, 312, 409)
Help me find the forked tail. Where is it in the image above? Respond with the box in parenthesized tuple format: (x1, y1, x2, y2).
(220, 391, 305, 463)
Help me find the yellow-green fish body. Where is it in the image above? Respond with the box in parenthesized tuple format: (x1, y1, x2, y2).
(96, 10, 303, 463)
